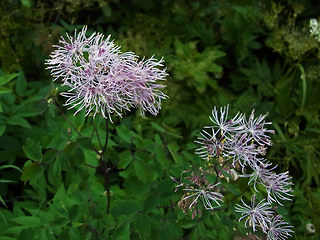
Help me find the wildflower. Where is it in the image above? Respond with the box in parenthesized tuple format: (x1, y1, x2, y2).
(306, 223, 316, 234)
(182, 182, 224, 210)
(240, 161, 277, 192)
(310, 19, 320, 43)
(223, 133, 257, 170)
(171, 169, 223, 211)
(235, 195, 274, 233)
(242, 110, 274, 146)
(195, 128, 222, 160)
(208, 105, 244, 137)
(46, 26, 168, 120)
(267, 215, 294, 240)
(263, 172, 294, 205)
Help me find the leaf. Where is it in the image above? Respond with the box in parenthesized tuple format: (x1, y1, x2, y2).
(118, 150, 133, 169)
(10, 216, 42, 227)
(167, 143, 183, 165)
(20, 0, 32, 8)
(7, 115, 31, 129)
(42, 149, 58, 163)
(0, 164, 23, 172)
(68, 204, 79, 221)
(0, 87, 12, 94)
(113, 222, 130, 240)
(21, 162, 43, 183)
(15, 70, 27, 96)
(23, 138, 42, 162)
(0, 124, 5, 136)
(0, 73, 19, 87)
(0, 194, 7, 207)
(134, 160, 148, 183)
(134, 213, 151, 238)
(105, 214, 115, 230)
(154, 144, 167, 167)
(116, 125, 132, 143)
(111, 200, 142, 216)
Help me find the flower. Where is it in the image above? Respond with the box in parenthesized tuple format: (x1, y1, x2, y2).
(46, 26, 168, 120)
(182, 182, 224, 210)
(306, 223, 316, 234)
(310, 19, 320, 43)
(240, 160, 277, 192)
(263, 172, 294, 205)
(208, 105, 244, 137)
(235, 195, 274, 233)
(241, 110, 274, 146)
(223, 133, 258, 171)
(171, 169, 223, 211)
(267, 215, 294, 240)
(195, 128, 222, 160)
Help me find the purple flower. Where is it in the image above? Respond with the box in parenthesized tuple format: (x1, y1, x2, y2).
(242, 110, 274, 146)
(223, 133, 258, 171)
(235, 195, 274, 233)
(267, 215, 294, 240)
(182, 182, 224, 210)
(208, 105, 244, 137)
(263, 172, 294, 205)
(171, 170, 223, 211)
(46, 26, 168, 120)
(195, 128, 222, 160)
(240, 161, 277, 192)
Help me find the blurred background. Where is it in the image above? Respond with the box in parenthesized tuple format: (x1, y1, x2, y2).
(0, 0, 319, 239)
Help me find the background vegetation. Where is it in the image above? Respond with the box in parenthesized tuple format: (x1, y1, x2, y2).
(0, 0, 319, 239)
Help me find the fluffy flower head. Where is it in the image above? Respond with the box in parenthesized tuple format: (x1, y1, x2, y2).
(46, 26, 168, 120)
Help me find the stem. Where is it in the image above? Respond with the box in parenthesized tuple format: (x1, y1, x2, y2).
(104, 161, 111, 214)
(101, 119, 109, 156)
(296, 63, 307, 110)
(53, 98, 101, 155)
(53, 99, 83, 138)
(98, 119, 111, 214)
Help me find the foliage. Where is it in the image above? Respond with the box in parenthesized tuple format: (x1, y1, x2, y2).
(0, 0, 319, 239)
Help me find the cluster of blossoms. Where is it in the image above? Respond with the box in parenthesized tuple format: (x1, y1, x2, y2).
(46, 26, 168, 120)
(310, 18, 320, 43)
(172, 106, 294, 239)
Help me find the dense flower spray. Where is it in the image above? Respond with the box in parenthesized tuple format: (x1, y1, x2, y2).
(172, 106, 294, 239)
(46, 26, 168, 120)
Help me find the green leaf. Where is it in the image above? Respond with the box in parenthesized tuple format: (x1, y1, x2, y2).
(155, 144, 167, 167)
(21, 162, 43, 183)
(112, 200, 142, 216)
(23, 138, 42, 162)
(104, 214, 115, 230)
(42, 149, 58, 163)
(10, 216, 42, 227)
(0, 73, 19, 87)
(134, 160, 148, 183)
(20, 0, 31, 8)
(68, 204, 79, 221)
(0, 164, 23, 172)
(0, 194, 7, 207)
(0, 87, 12, 94)
(134, 213, 151, 238)
(0, 124, 5, 136)
(15, 70, 27, 96)
(7, 115, 31, 129)
(118, 150, 133, 169)
(167, 143, 183, 165)
(116, 125, 132, 143)
(113, 222, 130, 240)
(143, 193, 160, 211)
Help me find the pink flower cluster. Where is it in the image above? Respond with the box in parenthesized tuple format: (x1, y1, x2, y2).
(172, 106, 294, 239)
(46, 26, 168, 120)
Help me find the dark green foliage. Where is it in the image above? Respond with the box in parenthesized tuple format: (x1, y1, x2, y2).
(0, 0, 319, 239)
